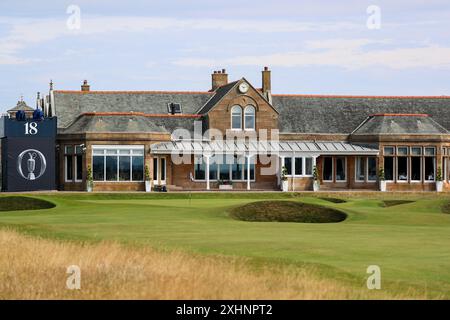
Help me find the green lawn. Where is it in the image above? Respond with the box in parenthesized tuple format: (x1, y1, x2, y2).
(1, 192, 450, 297)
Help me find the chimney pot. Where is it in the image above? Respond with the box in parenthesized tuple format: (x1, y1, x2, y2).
(81, 80, 90, 92)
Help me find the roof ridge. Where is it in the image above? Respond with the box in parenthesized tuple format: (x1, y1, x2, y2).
(54, 90, 213, 95)
(370, 113, 429, 117)
(81, 112, 202, 118)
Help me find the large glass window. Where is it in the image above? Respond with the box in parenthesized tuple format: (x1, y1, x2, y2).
(425, 147, 436, 181)
(119, 156, 131, 181)
(284, 158, 292, 176)
(397, 157, 408, 181)
(368, 157, 377, 181)
(132, 155, 144, 181)
(283, 156, 313, 177)
(323, 157, 333, 181)
(65, 145, 83, 182)
(209, 156, 218, 180)
(153, 158, 158, 181)
(232, 156, 244, 180)
(93, 146, 144, 182)
(356, 157, 377, 182)
(194, 156, 206, 180)
(76, 154, 82, 181)
(294, 157, 303, 176)
(336, 157, 346, 181)
(411, 147, 421, 182)
(305, 157, 313, 175)
(160, 158, 166, 181)
(384, 157, 394, 181)
(231, 106, 242, 130)
(106, 156, 118, 181)
(65, 155, 73, 181)
(355, 157, 365, 181)
(219, 155, 230, 180)
(244, 105, 256, 130)
(92, 156, 104, 181)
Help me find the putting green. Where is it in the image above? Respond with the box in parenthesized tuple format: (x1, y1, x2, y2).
(1, 192, 450, 297)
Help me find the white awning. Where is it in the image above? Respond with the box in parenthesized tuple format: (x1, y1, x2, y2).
(150, 140, 379, 156)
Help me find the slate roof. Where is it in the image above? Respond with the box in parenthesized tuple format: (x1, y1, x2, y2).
(53, 86, 450, 135)
(59, 113, 200, 134)
(351, 114, 448, 135)
(54, 91, 212, 128)
(272, 95, 450, 134)
(196, 81, 239, 114)
(7, 100, 34, 112)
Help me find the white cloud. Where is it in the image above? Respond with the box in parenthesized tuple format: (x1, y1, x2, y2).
(0, 15, 363, 65)
(173, 39, 450, 70)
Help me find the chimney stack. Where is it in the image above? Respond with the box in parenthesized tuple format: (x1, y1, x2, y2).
(81, 80, 90, 92)
(211, 69, 228, 91)
(262, 66, 272, 103)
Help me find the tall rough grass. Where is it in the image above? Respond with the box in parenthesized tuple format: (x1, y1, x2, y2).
(0, 230, 422, 299)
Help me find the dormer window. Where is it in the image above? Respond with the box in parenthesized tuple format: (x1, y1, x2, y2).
(244, 105, 256, 130)
(231, 105, 242, 130)
(168, 103, 182, 115)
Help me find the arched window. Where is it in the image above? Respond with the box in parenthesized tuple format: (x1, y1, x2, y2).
(231, 105, 242, 130)
(244, 105, 256, 130)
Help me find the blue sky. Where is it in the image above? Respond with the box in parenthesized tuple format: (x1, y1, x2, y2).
(1, 0, 450, 112)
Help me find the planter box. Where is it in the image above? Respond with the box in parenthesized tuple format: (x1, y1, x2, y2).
(281, 180, 288, 192)
(436, 181, 444, 192)
(87, 184, 93, 192)
(313, 181, 320, 192)
(145, 181, 152, 192)
(379, 181, 387, 192)
(219, 185, 233, 190)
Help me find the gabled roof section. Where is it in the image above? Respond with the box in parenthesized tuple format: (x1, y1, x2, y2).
(273, 95, 450, 134)
(196, 80, 239, 114)
(351, 114, 448, 135)
(196, 78, 279, 115)
(53, 90, 212, 128)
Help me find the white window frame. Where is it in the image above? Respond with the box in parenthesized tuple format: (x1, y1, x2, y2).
(396, 156, 409, 183)
(92, 145, 145, 183)
(74, 154, 83, 182)
(64, 155, 73, 183)
(355, 156, 366, 182)
(424, 147, 436, 183)
(230, 105, 243, 131)
(244, 105, 256, 131)
(283, 156, 314, 178)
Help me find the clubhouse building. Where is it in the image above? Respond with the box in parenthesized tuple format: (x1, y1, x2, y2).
(3, 68, 450, 192)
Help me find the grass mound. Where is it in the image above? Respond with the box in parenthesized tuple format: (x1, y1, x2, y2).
(442, 202, 450, 214)
(0, 196, 55, 212)
(230, 201, 347, 223)
(381, 200, 415, 208)
(318, 197, 347, 204)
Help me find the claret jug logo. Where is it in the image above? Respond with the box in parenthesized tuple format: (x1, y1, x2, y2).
(16, 149, 47, 181)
